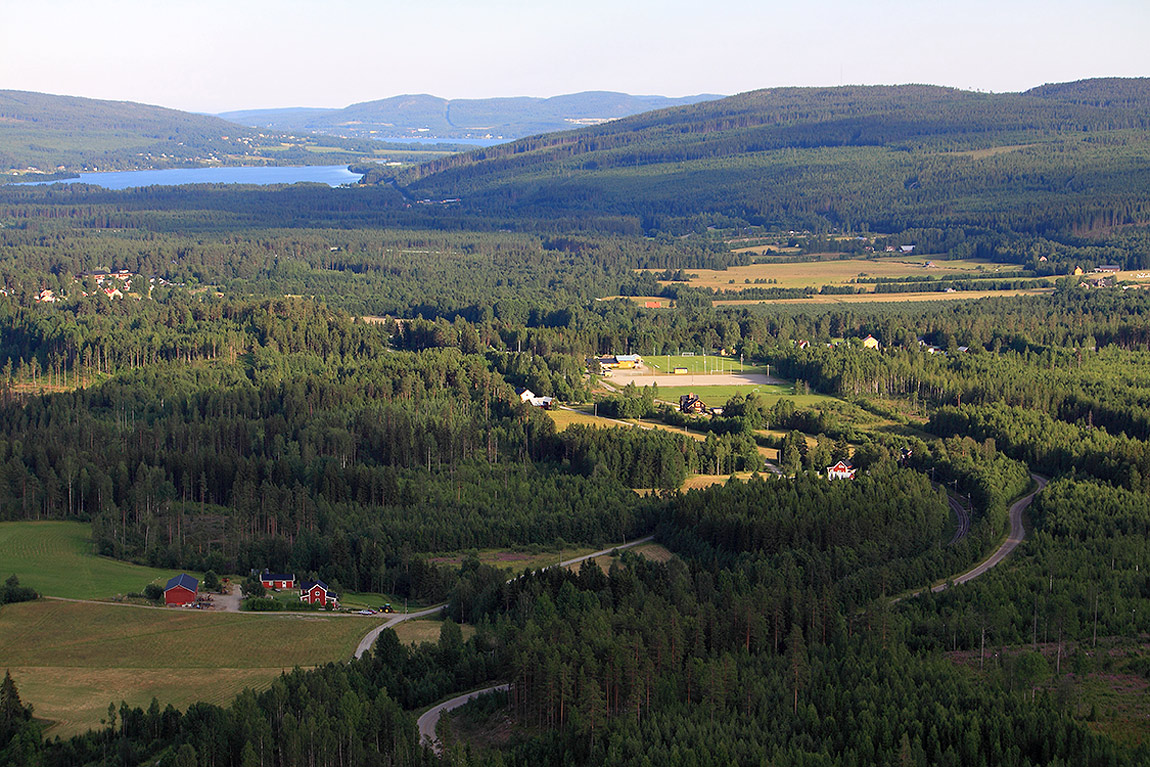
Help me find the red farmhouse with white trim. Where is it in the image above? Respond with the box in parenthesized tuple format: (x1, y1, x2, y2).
(826, 460, 857, 480)
(259, 572, 296, 590)
(164, 573, 199, 606)
(300, 580, 338, 607)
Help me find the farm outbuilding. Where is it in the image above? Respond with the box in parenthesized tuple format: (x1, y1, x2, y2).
(164, 573, 199, 606)
(260, 572, 296, 590)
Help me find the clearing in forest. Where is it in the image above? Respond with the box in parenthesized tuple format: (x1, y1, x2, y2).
(563, 541, 676, 574)
(391, 618, 477, 646)
(427, 547, 595, 573)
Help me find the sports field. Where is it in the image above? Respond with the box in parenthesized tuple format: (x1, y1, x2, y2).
(0, 599, 370, 736)
(0, 521, 186, 599)
(645, 354, 763, 374)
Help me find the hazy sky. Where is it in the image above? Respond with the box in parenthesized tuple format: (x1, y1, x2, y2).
(3, 0, 1147, 112)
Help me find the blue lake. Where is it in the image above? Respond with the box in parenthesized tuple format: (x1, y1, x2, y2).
(18, 165, 364, 190)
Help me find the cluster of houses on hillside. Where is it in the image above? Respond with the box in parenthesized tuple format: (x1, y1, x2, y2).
(162, 571, 339, 607)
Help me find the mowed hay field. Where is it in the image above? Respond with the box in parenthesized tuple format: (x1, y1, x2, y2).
(715, 287, 1054, 306)
(0, 521, 185, 599)
(0, 599, 370, 736)
(660, 256, 1026, 292)
(547, 406, 617, 431)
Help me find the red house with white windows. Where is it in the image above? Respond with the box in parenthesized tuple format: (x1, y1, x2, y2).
(259, 572, 296, 590)
(164, 573, 199, 606)
(300, 580, 338, 607)
(826, 460, 857, 480)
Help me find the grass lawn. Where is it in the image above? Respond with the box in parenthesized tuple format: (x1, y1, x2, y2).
(0, 521, 187, 599)
(0, 599, 370, 736)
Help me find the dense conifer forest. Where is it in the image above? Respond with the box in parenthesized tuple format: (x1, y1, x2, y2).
(3, 81, 1150, 766)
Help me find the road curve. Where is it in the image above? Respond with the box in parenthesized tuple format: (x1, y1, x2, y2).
(353, 536, 656, 659)
(417, 684, 509, 755)
(354, 605, 445, 659)
(904, 472, 1047, 600)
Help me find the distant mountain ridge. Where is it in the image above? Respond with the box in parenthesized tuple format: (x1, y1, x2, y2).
(219, 91, 724, 141)
(0, 90, 374, 176)
(392, 78, 1150, 236)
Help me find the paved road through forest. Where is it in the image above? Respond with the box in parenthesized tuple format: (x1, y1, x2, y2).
(353, 535, 657, 659)
(417, 684, 510, 755)
(904, 472, 1047, 600)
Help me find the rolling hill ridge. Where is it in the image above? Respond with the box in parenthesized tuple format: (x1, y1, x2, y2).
(219, 91, 723, 141)
(0, 90, 375, 176)
(394, 79, 1150, 236)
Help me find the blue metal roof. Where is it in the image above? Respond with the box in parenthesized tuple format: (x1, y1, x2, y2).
(165, 573, 199, 592)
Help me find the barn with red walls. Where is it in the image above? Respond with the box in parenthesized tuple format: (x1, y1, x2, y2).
(164, 573, 199, 606)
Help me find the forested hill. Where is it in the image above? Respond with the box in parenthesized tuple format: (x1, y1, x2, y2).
(395, 79, 1150, 236)
(0, 90, 375, 175)
(219, 91, 723, 141)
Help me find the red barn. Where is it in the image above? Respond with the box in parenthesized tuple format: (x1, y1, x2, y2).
(300, 580, 338, 607)
(164, 573, 199, 606)
(259, 572, 296, 590)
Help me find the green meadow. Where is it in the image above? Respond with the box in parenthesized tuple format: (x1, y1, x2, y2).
(0, 521, 186, 599)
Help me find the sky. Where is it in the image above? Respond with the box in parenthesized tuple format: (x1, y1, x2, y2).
(3, 0, 1148, 113)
